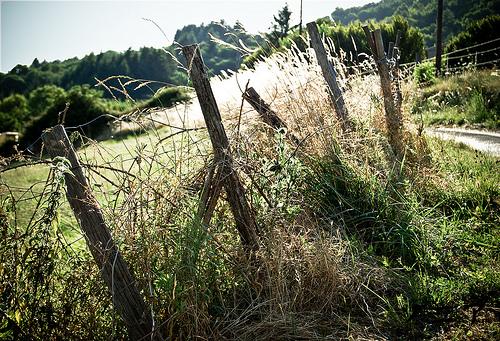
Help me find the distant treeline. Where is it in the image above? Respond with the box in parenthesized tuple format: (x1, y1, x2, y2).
(331, 0, 500, 46)
(1, 7, 499, 151)
(0, 21, 263, 101)
(244, 16, 425, 68)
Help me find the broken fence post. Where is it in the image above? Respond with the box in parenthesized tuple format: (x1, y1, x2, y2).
(182, 44, 260, 251)
(42, 125, 159, 340)
(306, 22, 350, 130)
(243, 87, 300, 145)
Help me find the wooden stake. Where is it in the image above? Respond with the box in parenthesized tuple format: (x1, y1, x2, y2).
(363, 27, 404, 157)
(182, 44, 260, 251)
(393, 30, 403, 114)
(307, 22, 350, 130)
(243, 87, 299, 145)
(42, 125, 159, 340)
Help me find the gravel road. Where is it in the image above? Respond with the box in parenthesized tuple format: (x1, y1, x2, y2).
(426, 127, 500, 157)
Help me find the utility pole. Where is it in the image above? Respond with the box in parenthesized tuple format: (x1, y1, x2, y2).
(299, 0, 303, 35)
(435, 0, 444, 76)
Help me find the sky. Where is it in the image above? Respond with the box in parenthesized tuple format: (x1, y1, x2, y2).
(1, 0, 378, 73)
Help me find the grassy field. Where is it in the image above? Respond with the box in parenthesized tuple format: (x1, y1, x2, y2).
(1, 49, 499, 339)
(412, 70, 500, 129)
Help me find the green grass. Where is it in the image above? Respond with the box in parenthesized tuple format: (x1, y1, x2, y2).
(2, 125, 499, 339)
(404, 138, 499, 339)
(412, 70, 500, 129)
(0, 125, 208, 240)
(1, 63, 499, 340)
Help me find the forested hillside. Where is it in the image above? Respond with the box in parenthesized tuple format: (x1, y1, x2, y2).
(173, 20, 263, 75)
(0, 21, 261, 101)
(244, 15, 425, 68)
(331, 0, 500, 46)
(0, 48, 186, 100)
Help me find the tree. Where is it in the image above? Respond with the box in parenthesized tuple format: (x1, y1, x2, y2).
(28, 85, 66, 116)
(31, 58, 41, 68)
(271, 4, 293, 42)
(0, 94, 30, 132)
(0, 74, 27, 98)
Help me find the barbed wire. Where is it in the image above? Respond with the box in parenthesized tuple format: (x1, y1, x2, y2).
(2, 34, 499, 176)
(441, 36, 500, 57)
(400, 37, 500, 66)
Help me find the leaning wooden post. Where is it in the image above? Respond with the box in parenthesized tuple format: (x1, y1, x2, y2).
(42, 125, 158, 340)
(182, 44, 259, 251)
(306, 22, 350, 130)
(243, 87, 299, 145)
(363, 27, 404, 157)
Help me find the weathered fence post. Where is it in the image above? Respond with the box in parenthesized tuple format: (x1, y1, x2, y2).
(306, 22, 350, 130)
(388, 42, 395, 59)
(363, 26, 404, 157)
(243, 87, 299, 145)
(435, 0, 444, 76)
(393, 30, 403, 113)
(42, 125, 158, 340)
(182, 44, 260, 251)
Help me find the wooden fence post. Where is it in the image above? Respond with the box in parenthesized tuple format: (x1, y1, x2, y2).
(363, 27, 404, 157)
(42, 125, 159, 341)
(306, 22, 350, 130)
(182, 44, 260, 251)
(388, 42, 395, 59)
(436, 0, 444, 76)
(243, 87, 299, 145)
(393, 30, 403, 113)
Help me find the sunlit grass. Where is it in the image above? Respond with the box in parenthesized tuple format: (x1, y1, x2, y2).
(413, 70, 500, 129)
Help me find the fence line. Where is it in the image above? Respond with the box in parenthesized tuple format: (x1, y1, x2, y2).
(399, 37, 500, 67)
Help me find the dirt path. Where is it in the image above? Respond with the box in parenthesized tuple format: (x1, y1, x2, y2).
(426, 127, 500, 157)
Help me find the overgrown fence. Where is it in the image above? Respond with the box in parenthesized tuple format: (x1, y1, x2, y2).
(0, 21, 450, 339)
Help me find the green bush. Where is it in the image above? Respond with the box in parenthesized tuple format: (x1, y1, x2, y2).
(21, 85, 111, 147)
(0, 94, 30, 132)
(141, 87, 191, 109)
(413, 62, 436, 84)
(412, 71, 500, 128)
(28, 85, 66, 117)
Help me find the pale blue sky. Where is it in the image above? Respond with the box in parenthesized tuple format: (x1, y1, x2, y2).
(1, 0, 377, 72)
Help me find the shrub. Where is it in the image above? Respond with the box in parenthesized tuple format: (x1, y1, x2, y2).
(28, 85, 66, 117)
(21, 85, 111, 147)
(413, 62, 436, 84)
(0, 94, 30, 132)
(141, 87, 191, 109)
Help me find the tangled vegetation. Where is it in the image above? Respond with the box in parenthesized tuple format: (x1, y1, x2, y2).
(0, 37, 498, 340)
(412, 70, 500, 129)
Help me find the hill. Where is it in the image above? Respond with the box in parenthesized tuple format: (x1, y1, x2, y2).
(331, 0, 500, 46)
(0, 21, 262, 101)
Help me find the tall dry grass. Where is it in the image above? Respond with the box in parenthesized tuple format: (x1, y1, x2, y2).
(0, 38, 429, 340)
